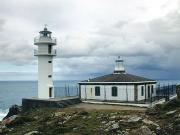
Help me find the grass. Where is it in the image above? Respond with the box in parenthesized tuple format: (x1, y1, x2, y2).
(1, 100, 180, 135)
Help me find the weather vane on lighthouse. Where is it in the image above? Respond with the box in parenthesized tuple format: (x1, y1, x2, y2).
(34, 26, 57, 99)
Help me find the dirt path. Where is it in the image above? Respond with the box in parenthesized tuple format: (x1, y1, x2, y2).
(69, 103, 147, 111)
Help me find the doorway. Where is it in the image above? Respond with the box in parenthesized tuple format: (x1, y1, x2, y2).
(148, 86, 150, 98)
(49, 87, 53, 98)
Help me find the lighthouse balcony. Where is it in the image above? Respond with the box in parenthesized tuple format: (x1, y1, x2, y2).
(34, 36, 57, 45)
(34, 49, 57, 56)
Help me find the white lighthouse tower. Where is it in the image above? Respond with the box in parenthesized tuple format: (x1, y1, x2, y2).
(34, 26, 57, 99)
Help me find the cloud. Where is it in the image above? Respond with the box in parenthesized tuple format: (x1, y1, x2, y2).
(0, 0, 180, 80)
(0, 39, 34, 65)
(0, 19, 5, 31)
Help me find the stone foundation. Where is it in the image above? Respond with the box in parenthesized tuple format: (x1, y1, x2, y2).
(22, 97, 81, 111)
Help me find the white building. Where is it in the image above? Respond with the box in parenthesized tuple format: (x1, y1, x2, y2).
(34, 27, 57, 99)
(79, 57, 157, 103)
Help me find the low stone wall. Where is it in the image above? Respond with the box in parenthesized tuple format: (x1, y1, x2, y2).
(22, 97, 81, 112)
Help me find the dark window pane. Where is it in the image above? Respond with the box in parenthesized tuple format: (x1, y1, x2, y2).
(95, 86, 100, 96)
(112, 87, 118, 97)
(141, 86, 144, 96)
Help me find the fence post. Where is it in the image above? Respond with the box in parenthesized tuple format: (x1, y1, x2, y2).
(65, 84, 68, 97)
(68, 85, 70, 96)
(157, 84, 160, 100)
(76, 85, 79, 96)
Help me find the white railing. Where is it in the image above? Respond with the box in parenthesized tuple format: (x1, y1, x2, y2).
(34, 49, 57, 56)
(34, 36, 57, 45)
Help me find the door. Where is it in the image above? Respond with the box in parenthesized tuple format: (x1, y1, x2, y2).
(134, 85, 138, 102)
(49, 87, 52, 98)
(148, 86, 150, 98)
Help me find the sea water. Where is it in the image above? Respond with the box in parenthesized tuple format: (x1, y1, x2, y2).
(0, 80, 78, 121)
(0, 80, 179, 121)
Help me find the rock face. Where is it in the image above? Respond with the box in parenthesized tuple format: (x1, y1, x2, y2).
(3, 105, 21, 120)
(24, 131, 39, 135)
(176, 86, 180, 99)
(142, 118, 159, 127)
(166, 110, 177, 115)
(131, 126, 154, 135)
(128, 116, 142, 123)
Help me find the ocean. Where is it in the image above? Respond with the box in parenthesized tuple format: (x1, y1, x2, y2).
(0, 80, 179, 121)
(0, 80, 78, 121)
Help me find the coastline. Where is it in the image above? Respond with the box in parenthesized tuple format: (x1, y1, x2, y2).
(0, 109, 8, 121)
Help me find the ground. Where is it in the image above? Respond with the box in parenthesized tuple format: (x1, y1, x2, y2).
(70, 103, 146, 111)
(1, 99, 180, 135)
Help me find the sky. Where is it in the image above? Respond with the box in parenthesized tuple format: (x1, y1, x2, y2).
(0, 0, 180, 80)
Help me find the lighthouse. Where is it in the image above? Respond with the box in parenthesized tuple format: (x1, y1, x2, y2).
(34, 26, 57, 99)
(114, 56, 125, 74)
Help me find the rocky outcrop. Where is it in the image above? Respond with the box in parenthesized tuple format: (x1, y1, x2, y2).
(131, 125, 155, 135)
(0, 99, 180, 135)
(176, 85, 180, 99)
(3, 105, 21, 120)
(24, 131, 39, 135)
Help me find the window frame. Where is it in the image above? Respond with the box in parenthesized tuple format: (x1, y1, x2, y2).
(95, 86, 100, 96)
(112, 86, 118, 97)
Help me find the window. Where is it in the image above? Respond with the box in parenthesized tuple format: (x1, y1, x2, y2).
(141, 86, 144, 96)
(151, 85, 154, 93)
(48, 75, 52, 78)
(48, 61, 52, 63)
(112, 87, 118, 97)
(95, 86, 100, 96)
(48, 45, 52, 54)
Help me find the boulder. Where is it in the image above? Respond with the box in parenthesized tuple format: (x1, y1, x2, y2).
(24, 131, 39, 135)
(176, 85, 180, 99)
(77, 111, 88, 116)
(131, 125, 154, 135)
(128, 116, 142, 123)
(2, 115, 18, 126)
(142, 118, 159, 127)
(3, 105, 21, 120)
(166, 110, 177, 115)
(111, 123, 119, 130)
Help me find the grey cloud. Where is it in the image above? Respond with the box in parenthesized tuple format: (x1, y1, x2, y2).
(0, 19, 5, 31)
(0, 40, 34, 65)
(0, 0, 180, 80)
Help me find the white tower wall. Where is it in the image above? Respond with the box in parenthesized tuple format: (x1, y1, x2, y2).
(38, 56, 54, 98)
(34, 27, 57, 99)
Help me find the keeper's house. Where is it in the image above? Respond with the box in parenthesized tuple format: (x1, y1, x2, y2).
(78, 57, 157, 103)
